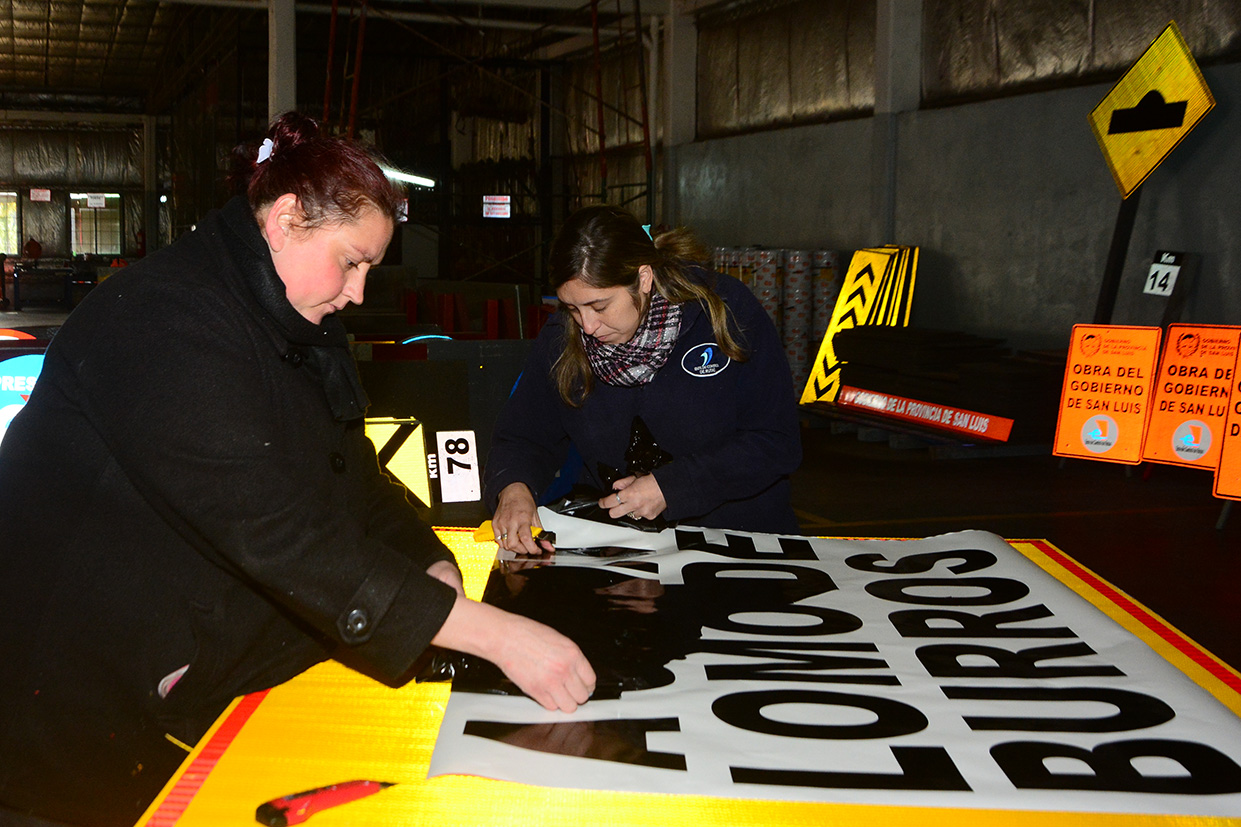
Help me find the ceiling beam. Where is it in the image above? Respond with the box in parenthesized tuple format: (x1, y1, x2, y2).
(383, 0, 670, 13)
(138, 0, 665, 30)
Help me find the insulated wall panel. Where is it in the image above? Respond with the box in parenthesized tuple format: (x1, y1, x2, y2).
(925, 0, 1241, 104)
(697, 0, 875, 138)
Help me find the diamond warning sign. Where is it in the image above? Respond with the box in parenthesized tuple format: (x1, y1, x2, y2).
(1088, 21, 1215, 199)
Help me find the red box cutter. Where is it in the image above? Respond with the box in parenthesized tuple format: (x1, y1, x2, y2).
(255, 780, 395, 826)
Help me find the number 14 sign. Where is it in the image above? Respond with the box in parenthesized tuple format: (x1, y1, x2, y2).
(434, 430, 481, 503)
(1144, 250, 1182, 297)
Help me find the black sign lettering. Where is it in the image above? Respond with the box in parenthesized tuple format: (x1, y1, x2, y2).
(683, 562, 859, 637)
(867, 577, 1029, 606)
(947, 686, 1174, 732)
(712, 689, 927, 739)
(992, 739, 1241, 794)
(890, 604, 1076, 638)
(732, 746, 971, 791)
(916, 642, 1125, 679)
(674, 529, 817, 560)
(702, 640, 897, 685)
(846, 548, 998, 575)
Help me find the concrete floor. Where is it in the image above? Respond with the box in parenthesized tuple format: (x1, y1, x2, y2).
(6, 304, 1238, 675)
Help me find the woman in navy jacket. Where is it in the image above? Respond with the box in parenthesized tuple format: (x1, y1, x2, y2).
(0, 114, 592, 827)
(485, 205, 802, 554)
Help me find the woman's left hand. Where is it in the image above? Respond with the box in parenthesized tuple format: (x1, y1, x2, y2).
(600, 474, 666, 522)
(427, 559, 466, 598)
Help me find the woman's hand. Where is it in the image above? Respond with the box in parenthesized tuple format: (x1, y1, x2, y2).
(493, 483, 552, 556)
(600, 474, 667, 521)
(432, 596, 596, 713)
(426, 559, 465, 598)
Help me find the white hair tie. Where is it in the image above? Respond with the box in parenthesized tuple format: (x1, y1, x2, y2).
(257, 138, 275, 164)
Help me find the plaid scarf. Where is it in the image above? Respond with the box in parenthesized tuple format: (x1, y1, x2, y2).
(582, 292, 683, 387)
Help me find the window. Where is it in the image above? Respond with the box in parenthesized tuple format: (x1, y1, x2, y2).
(70, 193, 122, 256)
(0, 192, 17, 255)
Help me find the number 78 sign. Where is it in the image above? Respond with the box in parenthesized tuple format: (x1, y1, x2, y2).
(434, 430, 481, 503)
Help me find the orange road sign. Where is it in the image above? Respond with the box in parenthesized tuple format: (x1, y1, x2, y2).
(1142, 325, 1239, 470)
(1088, 21, 1215, 199)
(1054, 325, 1160, 464)
(1213, 347, 1241, 501)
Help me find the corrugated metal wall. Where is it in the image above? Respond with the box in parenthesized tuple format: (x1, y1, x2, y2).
(924, 0, 1241, 104)
(697, 0, 877, 138)
(695, 0, 1241, 138)
(0, 125, 144, 258)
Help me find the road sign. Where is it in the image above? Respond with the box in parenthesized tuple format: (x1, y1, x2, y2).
(1144, 250, 1182, 297)
(1087, 21, 1214, 199)
(365, 416, 433, 507)
(1142, 325, 1239, 470)
(800, 246, 916, 404)
(837, 386, 1014, 442)
(435, 429, 481, 503)
(1053, 325, 1160, 464)
(1213, 348, 1241, 501)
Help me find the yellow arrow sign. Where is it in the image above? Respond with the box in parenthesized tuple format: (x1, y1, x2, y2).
(1088, 21, 1215, 199)
(365, 416, 433, 507)
(800, 246, 917, 404)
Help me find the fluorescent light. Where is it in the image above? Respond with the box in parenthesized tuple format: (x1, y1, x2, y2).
(382, 166, 436, 188)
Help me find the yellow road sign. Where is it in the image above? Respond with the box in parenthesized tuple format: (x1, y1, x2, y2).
(800, 246, 916, 404)
(365, 416, 433, 507)
(1088, 21, 1215, 199)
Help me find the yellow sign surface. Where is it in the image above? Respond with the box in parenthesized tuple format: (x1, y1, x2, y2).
(141, 533, 1241, 827)
(365, 416, 433, 507)
(1053, 325, 1161, 464)
(1142, 325, 1238, 470)
(800, 246, 916, 404)
(1213, 347, 1241, 501)
(1088, 21, 1215, 198)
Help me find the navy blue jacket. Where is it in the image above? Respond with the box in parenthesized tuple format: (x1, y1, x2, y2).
(484, 268, 802, 534)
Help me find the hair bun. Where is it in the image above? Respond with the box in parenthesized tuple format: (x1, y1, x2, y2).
(266, 111, 321, 158)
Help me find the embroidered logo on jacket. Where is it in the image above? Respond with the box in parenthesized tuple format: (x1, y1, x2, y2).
(681, 343, 730, 378)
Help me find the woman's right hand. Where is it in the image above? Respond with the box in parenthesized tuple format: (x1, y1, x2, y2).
(493, 482, 551, 556)
(432, 596, 595, 713)
(486, 611, 596, 712)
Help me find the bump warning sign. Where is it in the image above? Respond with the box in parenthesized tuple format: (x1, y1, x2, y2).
(1087, 21, 1215, 198)
(1054, 325, 1161, 464)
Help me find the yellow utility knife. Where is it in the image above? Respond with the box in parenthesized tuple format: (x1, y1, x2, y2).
(473, 520, 544, 542)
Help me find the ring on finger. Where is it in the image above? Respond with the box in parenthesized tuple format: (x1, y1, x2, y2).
(629, 511, 638, 519)
(616, 493, 623, 504)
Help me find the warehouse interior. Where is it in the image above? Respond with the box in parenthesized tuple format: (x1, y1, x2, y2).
(2, 0, 1240, 677)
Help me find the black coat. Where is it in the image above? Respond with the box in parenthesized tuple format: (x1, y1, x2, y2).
(0, 198, 457, 826)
